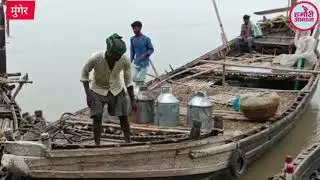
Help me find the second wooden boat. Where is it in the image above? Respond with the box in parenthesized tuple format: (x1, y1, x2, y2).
(269, 143, 320, 180)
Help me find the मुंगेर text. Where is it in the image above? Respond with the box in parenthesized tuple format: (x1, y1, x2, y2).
(10, 4, 28, 18)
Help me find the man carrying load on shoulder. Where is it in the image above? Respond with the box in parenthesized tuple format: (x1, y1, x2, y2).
(81, 33, 136, 145)
(130, 21, 154, 83)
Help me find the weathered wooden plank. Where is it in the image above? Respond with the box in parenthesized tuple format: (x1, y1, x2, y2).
(148, 67, 197, 90)
(245, 140, 273, 164)
(254, 7, 289, 15)
(48, 135, 230, 158)
(199, 60, 320, 75)
(189, 142, 236, 158)
(238, 128, 270, 153)
(65, 119, 190, 134)
(29, 161, 229, 179)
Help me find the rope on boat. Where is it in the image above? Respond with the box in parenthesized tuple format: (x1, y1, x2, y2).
(58, 112, 76, 128)
(50, 112, 77, 144)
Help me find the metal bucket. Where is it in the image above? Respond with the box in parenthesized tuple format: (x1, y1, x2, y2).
(154, 85, 180, 127)
(136, 86, 155, 124)
(187, 92, 213, 131)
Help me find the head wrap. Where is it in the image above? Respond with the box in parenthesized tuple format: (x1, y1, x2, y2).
(243, 14, 250, 20)
(106, 33, 127, 56)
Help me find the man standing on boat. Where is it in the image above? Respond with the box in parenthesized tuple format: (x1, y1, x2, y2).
(81, 33, 135, 145)
(235, 15, 254, 56)
(130, 21, 154, 83)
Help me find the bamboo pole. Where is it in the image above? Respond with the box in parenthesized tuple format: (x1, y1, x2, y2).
(147, 73, 158, 79)
(223, 56, 273, 61)
(149, 67, 196, 90)
(178, 66, 221, 82)
(312, 22, 320, 48)
(11, 74, 29, 100)
(65, 119, 189, 134)
(169, 64, 174, 72)
(0, 2, 6, 74)
(254, 7, 290, 15)
(149, 59, 159, 77)
(222, 58, 226, 86)
(198, 60, 320, 75)
(244, 53, 276, 57)
(286, 0, 290, 18)
(312, 22, 320, 38)
(6, 72, 21, 77)
(11, 82, 23, 100)
(212, 0, 228, 46)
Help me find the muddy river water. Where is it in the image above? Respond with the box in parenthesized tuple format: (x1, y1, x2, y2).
(243, 85, 320, 179)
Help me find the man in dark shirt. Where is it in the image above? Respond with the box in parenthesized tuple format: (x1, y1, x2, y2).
(235, 15, 254, 56)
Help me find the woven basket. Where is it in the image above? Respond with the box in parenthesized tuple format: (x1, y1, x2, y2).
(240, 93, 280, 122)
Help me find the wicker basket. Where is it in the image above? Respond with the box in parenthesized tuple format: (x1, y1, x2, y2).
(240, 93, 280, 122)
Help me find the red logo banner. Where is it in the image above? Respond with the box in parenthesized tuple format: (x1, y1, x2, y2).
(6, 0, 35, 20)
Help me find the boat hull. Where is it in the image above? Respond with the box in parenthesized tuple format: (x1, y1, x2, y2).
(2, 17, 320, 179)
(1, 75, 318, 180)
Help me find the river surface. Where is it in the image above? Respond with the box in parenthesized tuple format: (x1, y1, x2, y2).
(6, 0, 320, 179)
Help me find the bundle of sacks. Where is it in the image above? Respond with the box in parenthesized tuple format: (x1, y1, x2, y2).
(272, 36, 317, 70)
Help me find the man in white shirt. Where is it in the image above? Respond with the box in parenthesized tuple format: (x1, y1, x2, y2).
(81, 33, 136, 145)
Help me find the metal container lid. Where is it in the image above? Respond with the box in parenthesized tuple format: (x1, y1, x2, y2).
(188, 92, 212, 107)
(161, 84, 172, 93)
(137, 87, 154, 101)
(156, 85, 179, 104)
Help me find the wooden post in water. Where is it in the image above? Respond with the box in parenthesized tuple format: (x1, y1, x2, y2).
(0, 2, 6, 74)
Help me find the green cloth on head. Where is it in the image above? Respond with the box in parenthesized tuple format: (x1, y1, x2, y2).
(106, 33, 127, 56)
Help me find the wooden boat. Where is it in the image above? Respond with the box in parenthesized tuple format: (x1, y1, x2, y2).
(1, 9, 320, 180)
(269, 143, 320, 180)
(0, 73, 33, 139)
(0, 2, 34, 153)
